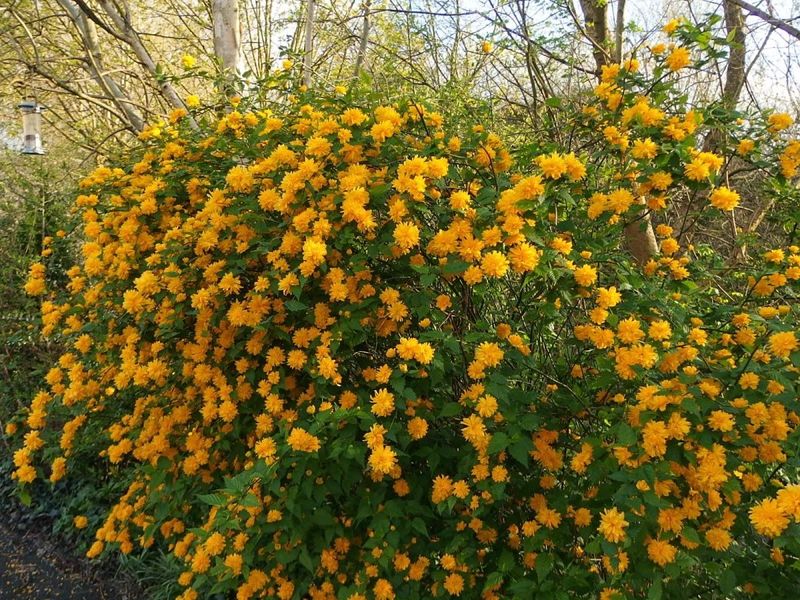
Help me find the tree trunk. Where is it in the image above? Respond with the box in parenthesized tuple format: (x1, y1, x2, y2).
(578, 0, 610, 76)
(721, 0, 747, 109)
(579, 0, 658, 264)
(353, 0, 372, 79)
(57, 0, 144, 132)
(614, 0, 626, 63)
(303, 0, 316, 87)
(213, 0, 243, 80)
(96, 0, 190, 113)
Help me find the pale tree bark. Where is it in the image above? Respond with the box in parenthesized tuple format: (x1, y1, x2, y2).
(213, 0, 243, 79)
(303, 0, 316, 87)
(614, 0, 626, 63)
(577, 0, 658, 264)
(353, 0, 372, 79)
(56, 0, 145, 132)
(94, 0, 189, 113)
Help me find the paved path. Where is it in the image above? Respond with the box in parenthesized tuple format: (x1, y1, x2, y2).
(0, 520, 118, 600)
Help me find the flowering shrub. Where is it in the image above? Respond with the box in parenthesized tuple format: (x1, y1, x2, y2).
(10, 21, 800, 600)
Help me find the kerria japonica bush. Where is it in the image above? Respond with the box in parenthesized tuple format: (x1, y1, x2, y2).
(10, 19, 800, 600)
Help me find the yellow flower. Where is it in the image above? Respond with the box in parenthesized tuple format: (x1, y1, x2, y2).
(254, 438, 277, 459)
(598, 507, 629, 543)
(648, 320, 672, 340)
(776, 484, 800, 520)
(684, 158, 710, 181)
(647, 539, 677, 566)
(768, 331, 797, 358)
(707, 410, 734, 432)
(737, 139, 755, 155)
(481, 41, 493, 53)
(432, 474, 453, 503)
(370, 388, 395, 417)
(393, 222, 420, 252)
(474, 342, 503, 367)
(480, 251, 509, 277)
(749, 498, 789, 537)
(705, 527, 732, 551)
(508, 243, 541, 273)
(709, 186, 740, 211)
(663, 19, 681, 35)
(286, 428, 321, 452)
(537, 152, 567, 179)
(186, 95, 201, 109)
(368, 444, 397, 474)
(573, 264, 597, 287)
(631, 138, 658, 159)
(73, 515, 88, 529)
(181, 54, 197, 69)
(768, 112, 793, 133)
(444, 573, 464, 595)
(407, 417, 428, 440)
(665, 47, 691, 71)
(642, 420, 669, 457)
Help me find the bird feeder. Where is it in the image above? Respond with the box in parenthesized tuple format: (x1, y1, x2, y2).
(18, 98, 45, 155)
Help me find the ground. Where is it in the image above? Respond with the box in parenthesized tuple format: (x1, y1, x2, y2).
(0, 512, 139, 600)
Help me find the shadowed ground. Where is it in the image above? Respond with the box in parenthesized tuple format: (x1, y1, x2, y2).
(0, 519, 131, 600)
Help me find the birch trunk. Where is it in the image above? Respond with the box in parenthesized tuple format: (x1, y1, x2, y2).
(56, 0, 145, 132)
(303, 0, 316, 87)
(213, 0, 243, 79)
(353, 0, 372, 79)
(96, 0, 189, 113)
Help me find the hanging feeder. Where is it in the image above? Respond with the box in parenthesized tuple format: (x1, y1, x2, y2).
(18, 98, 45, 155)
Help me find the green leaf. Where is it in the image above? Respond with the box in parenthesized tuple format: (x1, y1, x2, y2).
(411, 518, 428, 538)
(487, 432, 509, 455)
(681, 526, 700, 544)
(647, 579, 663, 600)
(284, 299, 307, 312)
(536, 553, 554, 582)
(498, 550, 515, 573)
(197, 493, 228, 506)
(616, 423, 637, 445)
(509, 439, 531, 466)
(720, 569, 736, 594)
(299, 548, 315, 573)
(439, 402, 461, 417)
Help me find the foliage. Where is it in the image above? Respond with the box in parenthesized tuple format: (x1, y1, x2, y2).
(0, 148, 77, 432)
(7, 22, 800, 600)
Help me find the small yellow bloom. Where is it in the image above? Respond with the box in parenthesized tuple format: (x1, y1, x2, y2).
(181, 54, 197, 69)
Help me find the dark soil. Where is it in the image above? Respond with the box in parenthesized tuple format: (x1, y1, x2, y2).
(0, 516, 142, 600)
(0, 470, 143, 600)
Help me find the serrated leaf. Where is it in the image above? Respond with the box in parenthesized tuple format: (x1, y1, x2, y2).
(720, 569, 736, 594)
(509, 439, 531, 466)
(647, 578, 662, 600)
(487, 432, 509, 455)
(536, 552, 554, 581)
(197, 493, 228, 506)
(439, 402, 461, 417)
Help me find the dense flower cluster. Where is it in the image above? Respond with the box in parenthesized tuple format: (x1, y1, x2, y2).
(10, 20, 800, 600)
